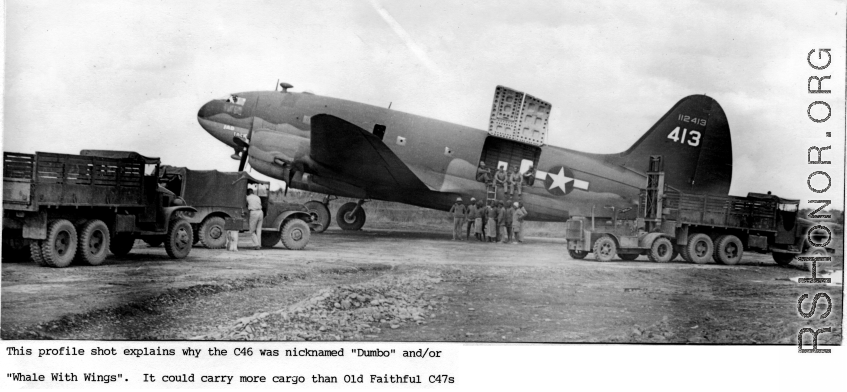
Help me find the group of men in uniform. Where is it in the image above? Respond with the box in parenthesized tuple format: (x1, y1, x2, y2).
(475, 161, 534, 198)
(449, 197, 527, 243)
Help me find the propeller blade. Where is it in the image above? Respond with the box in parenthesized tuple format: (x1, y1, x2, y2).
(238, 147, 249, 171)
(285, 169, 295, 196)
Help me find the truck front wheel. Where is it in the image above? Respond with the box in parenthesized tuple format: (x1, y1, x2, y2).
(198, 217, 227, 249)
(683, 233, 713, 264)
(281, 219, 310, 250)
(593, 235, 617, 262)
(648, 237, 674, 263)
(41, 219, 78, 268)
(165, 219, 193, 259)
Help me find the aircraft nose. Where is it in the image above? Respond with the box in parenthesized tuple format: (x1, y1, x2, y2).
(197, 100, 221, 119)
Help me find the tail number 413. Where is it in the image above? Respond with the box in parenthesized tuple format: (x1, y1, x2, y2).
(667, 127, 701, 147)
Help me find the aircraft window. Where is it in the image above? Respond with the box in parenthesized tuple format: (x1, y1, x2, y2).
(224, 95, 246, 106)
(373, 124, 386, 140)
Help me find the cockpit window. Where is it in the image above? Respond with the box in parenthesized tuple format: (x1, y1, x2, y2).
(223, 95, 246, 106)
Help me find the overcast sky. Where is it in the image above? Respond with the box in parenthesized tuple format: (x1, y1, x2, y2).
(3, 0, 845, 208)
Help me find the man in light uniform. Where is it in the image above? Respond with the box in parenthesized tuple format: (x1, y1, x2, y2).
(512, 201, 527, 244)
(246, 188, 263, 249)
(449, 197, 466, 240)
(508, 166, 522, 196)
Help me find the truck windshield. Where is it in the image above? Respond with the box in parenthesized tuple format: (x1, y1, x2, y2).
(144, 164, 158, 176)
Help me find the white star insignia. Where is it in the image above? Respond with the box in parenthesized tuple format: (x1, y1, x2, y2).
(548, 167, 572, 192)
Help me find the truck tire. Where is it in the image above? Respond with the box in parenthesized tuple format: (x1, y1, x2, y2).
(41, 219, 78, 268)
(198, 217, 227, 249)
(76, 220, 110, 266)
(568, 249, 588, 259)
(336, 202, 365, 231)
(593, 235, 617, 262)
(619, 253, 639, 261)
(280, 219, 310, 250)
(714, 235, 743, 265)
(305, 201, 331, 233)
(261, 231, 280, 248)
(683, 233, 713, 264)
(648, 237, 674, 263)
(772, 252, 794, 266)
(144, 238, 163, 247)
(30, 241, 46, 266)
(110, 235, 134, 256)
(165, 219, 193, 259)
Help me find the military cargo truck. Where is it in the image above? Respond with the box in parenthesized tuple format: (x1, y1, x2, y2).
(2, 150, 197, 267)
(566, 156, 834, 265)
(158, 166, 312, 250)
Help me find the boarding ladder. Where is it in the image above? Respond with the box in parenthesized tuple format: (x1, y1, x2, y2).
(486, 183, 497, 205)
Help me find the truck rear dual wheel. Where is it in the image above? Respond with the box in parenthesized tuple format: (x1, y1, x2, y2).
(30, 241, 46, 266)
(198, 216, 227, 249)
(75, 220, 110, 266)
(683, 233, 713, 264)
(713, 235, 743, 265)
(648, 237, 674, 263)
(41, 219, 78, 268)
(165, 219, 193, 259)
(593, 235, 617, 262)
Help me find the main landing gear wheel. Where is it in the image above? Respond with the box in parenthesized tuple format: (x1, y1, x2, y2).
(281, 219, 310, 250)
(42, 219, 78, 268)
(198, 216, 227, 249)
(593, 235, 617, 262)
(713, 235, 743, 265)
(648, 237, 674, 263)
(304, 201, 331, 233)
(336, 202, 366, 231)
(76, 219, 110, 266)
(568, 249, 588, 260)
(683, 233, 713, 264)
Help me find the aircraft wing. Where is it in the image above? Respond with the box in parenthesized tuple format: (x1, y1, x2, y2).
(309, 114, 431, 194)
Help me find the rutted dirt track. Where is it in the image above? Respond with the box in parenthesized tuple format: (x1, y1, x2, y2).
(2, 226, 843, 344)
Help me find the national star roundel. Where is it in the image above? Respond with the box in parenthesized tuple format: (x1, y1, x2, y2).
(542, 165, 578, 196)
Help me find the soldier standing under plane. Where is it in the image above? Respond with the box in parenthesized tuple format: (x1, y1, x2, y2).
(449, 197, 466, 241)
(503, 200, 514, 243)
(512, 201, 527, 244)
(508, 166, 522, 197)
(246, 188, 263, 250)
(465, 197, 477, 241)
(494, 166, 507, 198)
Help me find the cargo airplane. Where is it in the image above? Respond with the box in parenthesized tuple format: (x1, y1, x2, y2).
(197, 83, 732, 235)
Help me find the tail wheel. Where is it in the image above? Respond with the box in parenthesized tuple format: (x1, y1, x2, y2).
(619, 253, 639, 261)
(336, 202, 365, 230)
(592, 235, 617, 262)
(165, 219, 193, 259)
(261, 231, 281, 248)
(280, 219, 310, 250)
(568, 249, 588, 260)
(76, 220, 110, 266)
(714, 235, 743, 265)
(41, 219, 78, 268)
(198, 216, 227, 249)
(683, 233, 713, 264)
(30, 241, 46, 266)
(304, 201, 331, 233)
(110, 235, 134, 256)
(648, 237, 674, 263)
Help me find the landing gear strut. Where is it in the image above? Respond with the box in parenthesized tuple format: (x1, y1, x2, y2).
(305, 195, 334, 233)
(336, 200, 367, 231)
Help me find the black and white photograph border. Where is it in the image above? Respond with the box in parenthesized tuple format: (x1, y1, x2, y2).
(1, 0, 845, 389)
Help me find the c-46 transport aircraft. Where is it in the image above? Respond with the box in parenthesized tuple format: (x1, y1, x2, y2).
(197, 84, 732, 232)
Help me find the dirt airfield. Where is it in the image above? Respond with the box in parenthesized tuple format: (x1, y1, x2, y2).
(1, 224, 842, 345)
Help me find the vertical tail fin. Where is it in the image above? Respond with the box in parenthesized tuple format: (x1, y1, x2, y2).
(607, 95, 732, 195)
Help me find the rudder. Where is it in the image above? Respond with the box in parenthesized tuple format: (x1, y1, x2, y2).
(607, 95, 732, 195)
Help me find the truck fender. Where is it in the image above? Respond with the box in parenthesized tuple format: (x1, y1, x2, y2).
(163, 206, 198, 223)
(639, 232, 671, 249)
(269, 211, 312, 231)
